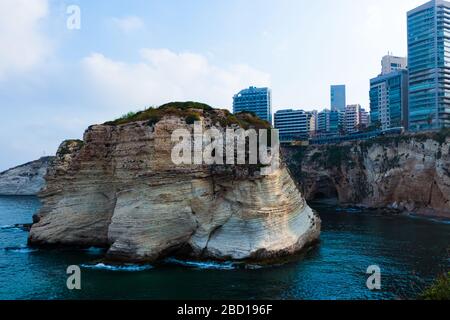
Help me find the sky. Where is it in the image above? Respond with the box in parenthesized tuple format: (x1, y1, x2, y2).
(0, 0, 427, 171)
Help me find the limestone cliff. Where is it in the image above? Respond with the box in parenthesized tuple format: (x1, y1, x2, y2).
(283, 131, 450, 218)
(0, 157, 54, 196)
(29, 104, 320, 263)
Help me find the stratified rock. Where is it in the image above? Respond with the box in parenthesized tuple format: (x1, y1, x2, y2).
(284, 131, 450, 218)
(29, 109, 320, 263)
(0, 157, 54, 195)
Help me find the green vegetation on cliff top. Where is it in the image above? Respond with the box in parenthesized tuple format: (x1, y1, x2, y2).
(420, 272, 450, 300)
(361, 128, 450, 148)
(57, 139, 84, 157)
(104, 101, 271, 129)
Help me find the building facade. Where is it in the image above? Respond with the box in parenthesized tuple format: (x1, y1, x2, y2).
(317, 109, 342, 135)
(330, 85, 347, 112)
(274, 109, 309, 141)
(306, 110, 318, 137)
(370, 69, 409, 130)
(381, 55, 407, 75)
(360, 107, 370, 128)
(407, 0, 450, 130)
(344, 104, 364, 134)
(233, 87, 273, 124)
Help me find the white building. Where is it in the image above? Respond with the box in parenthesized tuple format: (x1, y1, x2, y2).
(360, 107, 369, 128)
(306, 110, 318, 136)
(344, 105, 369, 133)
(381, 55, 407, 75)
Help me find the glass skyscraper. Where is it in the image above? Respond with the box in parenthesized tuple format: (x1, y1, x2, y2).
(370, 69, 409, 130)
(408, 0, 450, 130)
(233, 87, 272, 124)
(330, 85, 346, 112)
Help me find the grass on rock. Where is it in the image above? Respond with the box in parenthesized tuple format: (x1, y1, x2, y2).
(104, 101, 271, 130)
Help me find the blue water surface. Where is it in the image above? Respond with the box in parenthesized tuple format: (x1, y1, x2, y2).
(0, 196, 448, 300)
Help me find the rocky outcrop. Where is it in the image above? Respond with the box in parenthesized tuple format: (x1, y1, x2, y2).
(283, 131, 450, 218)
(0, 157, 54, 195)
(29, 107, 320, 263)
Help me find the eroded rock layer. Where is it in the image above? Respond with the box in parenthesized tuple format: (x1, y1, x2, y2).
(284, 132, 450, 218)
(29, 114, 320, 262)
(0, 157, 54, 196)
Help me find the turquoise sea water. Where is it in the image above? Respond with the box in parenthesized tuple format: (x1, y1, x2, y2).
(0, 196, 448, 300)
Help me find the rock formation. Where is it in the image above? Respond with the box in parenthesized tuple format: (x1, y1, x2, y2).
(29, 104, 320, 263)
(283, 131, 450, 218)
(0, 157, 54, 196)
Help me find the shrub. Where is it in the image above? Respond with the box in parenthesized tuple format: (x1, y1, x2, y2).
(103, 101, 272, 131)
(420, 272, 450, 300)
(104, 102, 210, 126)
(325, 145, 352, 169)
(234, 112, 271, 130)
(160, 101, 213, 111)
(433, 128, 450, 145)
(57, 140, 84, 157)
(310, 151, 323, 163)
(185, 111, 201, 125)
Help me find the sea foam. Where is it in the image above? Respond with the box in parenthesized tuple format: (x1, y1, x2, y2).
(4, 246, 38, 253)
(164, 258, 240, 270)
(81, 263, 153, 272)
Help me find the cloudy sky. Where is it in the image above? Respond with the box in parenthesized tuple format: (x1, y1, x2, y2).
(0, 0, 426, 171)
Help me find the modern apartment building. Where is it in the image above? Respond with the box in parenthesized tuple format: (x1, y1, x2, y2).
(317, 109, 342, 135)
(381, 55, 407, 75)
(274, 109, 309, 141)
(407, 0, 450, 130)
(233, 87, 273, 124)
(360, 107, 370, 128)
(370, 69, 409, 130)
(344, 104, 365, 134)
(330, 85, 346, 112)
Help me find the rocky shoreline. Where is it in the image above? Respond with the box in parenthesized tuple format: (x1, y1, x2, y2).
(283, 130, 450, 219)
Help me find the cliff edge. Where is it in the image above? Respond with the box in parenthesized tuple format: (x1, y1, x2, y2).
(29, 103, 320, 263)
(284, 130, 450, 218)
(0, 157, 54, 196)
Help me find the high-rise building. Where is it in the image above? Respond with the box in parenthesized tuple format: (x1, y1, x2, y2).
(344, 104, 363, 134)
(317, 109, 342, 135)
(370, 69, 409, 130)
(233, 87, 272, 124)
(360, 107, 370, 128)
(331, 85, 346, 112)
(381, 55, 407, 75)
(407, 0, 450, 130)
(317, 111, 330, 134)
(274, 109, 309, 141)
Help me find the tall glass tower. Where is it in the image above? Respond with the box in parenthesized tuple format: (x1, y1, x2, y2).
(408, 0, 450, 130)
(330, 85, 346, 112)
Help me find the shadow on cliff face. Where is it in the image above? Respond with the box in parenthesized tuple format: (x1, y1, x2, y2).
(307, 176, 339, 202)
